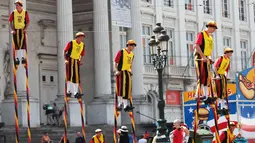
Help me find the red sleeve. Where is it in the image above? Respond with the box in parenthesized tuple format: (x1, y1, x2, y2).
(219, 131, 226, 142)
(90, 138, 94, 143)
(64, 42, 71, 52)
(114, 50, 122, 63)
(226, 63, 230, 72)
(25, 11, 30, 23)
(214, 57, 223, 68)
(8, 12, 14, 22)
(80, 45, 85, 56)
(195, 33, 203, 46)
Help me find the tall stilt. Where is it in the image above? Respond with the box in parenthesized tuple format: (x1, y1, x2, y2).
(113, 75, 136, 143)
(113, 89, 120, 143)
(12, 38, 19, 143)
(208, 63, 221, 143)
(128, 95, 137, 143)
(78, 85, 86, 142)
(63, 65, 70, 143)
(22, 34, 31, 143)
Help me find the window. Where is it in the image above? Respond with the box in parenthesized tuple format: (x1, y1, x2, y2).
(185, 0, 194, 11)
(254, 4, 255, 22)
(186, 32, 195, 67)
(166, 29, 175, 65)
(240, 40, 248, 69)
(222, 0, 230, 18)
(142, 0, 151, 3)
(203, 0, 212, 14)
(119, 27, 127, 49)
(50, 76, 54, 82)
(42, 75, 46, 82)
(223, 37, 231, 47)
(239, 0, 247, 21)
(142, 25, 152, 64)
(164, 0, 173, 8)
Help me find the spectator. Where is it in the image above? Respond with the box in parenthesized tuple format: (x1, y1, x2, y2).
(75, 131, 85, 143)
(119, 126, 130, 143)
(144, 131, 150, 139)
(53, 102, 59, 126)
(90, 129, 105, 143)
(41, 132, 52, 143)
(128, 132, 133, 143)
(138, 135, 147, 143)
(59, 134, 70, 143)
(169, 119, 188, 143)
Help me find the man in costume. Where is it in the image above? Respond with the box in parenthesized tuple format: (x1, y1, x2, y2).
(194, 21, 218, 103)
(90, 129, 105, 143)
(219, 121, 240, 143)
(114, 40, 136, 112)
(9, 0, 30, 64)
(64, 32, 85, 98)
(214, 47, 233, 114)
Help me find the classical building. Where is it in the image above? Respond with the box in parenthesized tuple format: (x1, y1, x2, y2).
(0, 0, 254, 127)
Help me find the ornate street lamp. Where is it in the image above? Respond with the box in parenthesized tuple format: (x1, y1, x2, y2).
(149, 23, 170, 142)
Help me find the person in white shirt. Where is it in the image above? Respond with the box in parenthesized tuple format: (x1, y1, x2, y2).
(138, 135, 147, 143)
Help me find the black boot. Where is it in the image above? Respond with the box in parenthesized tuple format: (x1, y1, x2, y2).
(21, 57, 26, 64)
(66, 92, 71, 98)
(116, 105, 122, 111)
(14, 58, 20, 66)
(124, 105, 135, 112)
(74, 93, 84, 99)
(217, 109, 223, 115)
(222, 108, 229, 115)
(206, 97, 218, 105)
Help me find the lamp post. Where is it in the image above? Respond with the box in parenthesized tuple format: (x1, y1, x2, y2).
(149, 23, 170, 142)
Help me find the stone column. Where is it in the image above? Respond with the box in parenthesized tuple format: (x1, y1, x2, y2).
(2, 0, 40, 127)
(56, 0, 73, 97)
(129, 0, 144, 97)
(87, 0, 113, 125)
(121, 0, 152, 125)
(248, 3, 255, 64)
(155, 0, 163, 23)
(93, 0, 111, 98)
(232, 0, 241, 70)
(55, 0, 85, 127)
(214, 0, 222, 57)
(177, 0, 186, 66)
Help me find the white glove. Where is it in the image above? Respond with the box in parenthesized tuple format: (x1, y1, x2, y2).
(115, 71, 120, 75)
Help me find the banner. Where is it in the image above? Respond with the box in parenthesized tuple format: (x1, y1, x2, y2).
(111, 0, 131, 28)
(183, 84, 236, 104)
(165, 90, 180, 105)
(236, 66, 255, 100)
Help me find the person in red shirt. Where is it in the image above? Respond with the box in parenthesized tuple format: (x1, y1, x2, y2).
(170, 119, 188, 143)
(214, 48, 233, 113)
(114, 40, 136, 112)
(9, 0, 30, 64)
(64, 32, 85, 98)
(194, 21, 217, 104)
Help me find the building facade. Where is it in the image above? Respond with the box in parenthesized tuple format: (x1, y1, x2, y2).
(0, 0, 254, 127)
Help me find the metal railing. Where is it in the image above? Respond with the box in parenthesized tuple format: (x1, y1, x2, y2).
(144, 64, 237, 80)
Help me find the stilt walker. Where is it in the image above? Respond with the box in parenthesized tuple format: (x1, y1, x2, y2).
(193, 21, 220, 142)
(113, 40, 137, 143)
(9, 0, 30, 142)
(63, 32, 85, 143)
(214, 47, 234, 139)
